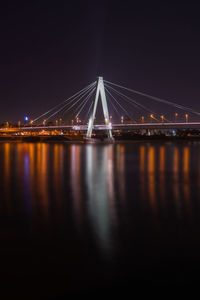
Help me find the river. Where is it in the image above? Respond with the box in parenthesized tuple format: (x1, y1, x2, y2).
(0, 140, 200, 297)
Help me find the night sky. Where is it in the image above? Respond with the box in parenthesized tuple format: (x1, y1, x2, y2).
(1, 0, 200, 122)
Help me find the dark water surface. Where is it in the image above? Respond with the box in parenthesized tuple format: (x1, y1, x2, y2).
(1, 141, 200, 297)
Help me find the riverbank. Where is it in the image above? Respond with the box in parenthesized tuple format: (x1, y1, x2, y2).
(0, 135, 200, 142)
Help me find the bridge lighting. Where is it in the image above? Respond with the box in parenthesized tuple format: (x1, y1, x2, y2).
(141, 116, 144, 123)
(110, 115, 112, 119)
(185, 114, 189, 123)
(18, 121, 21, 127)
(88, 118, 92, 128)
(43, 119, 46, 126)
(150, 114, 155, 122)
(121, 116, 124, 123)
(161, 115, 164, 123)
(71, 120, 74, 125)
(56, 120, 58, 126)
(175, 113, 178, 122)
(25, 116, 29, 121)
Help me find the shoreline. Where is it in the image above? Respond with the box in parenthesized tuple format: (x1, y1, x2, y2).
(0, 135, 200, 143)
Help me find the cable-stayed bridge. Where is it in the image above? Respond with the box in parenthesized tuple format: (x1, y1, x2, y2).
(2, 77, 200, 139)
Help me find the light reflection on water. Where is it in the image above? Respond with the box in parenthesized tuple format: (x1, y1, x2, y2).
(1, 144, 199, 218)
(1, 141, 200, 273)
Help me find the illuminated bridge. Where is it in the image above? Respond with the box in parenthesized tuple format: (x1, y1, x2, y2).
(3, 122, 200, 132)
(2, 77, 200, 138)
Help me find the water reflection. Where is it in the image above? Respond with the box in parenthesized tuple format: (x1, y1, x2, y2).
(0, 141, 199, 260)
(138, 143, 197, 220)
(139, 146, 146, 199)
(183, 147, 191, 214)
(53, 144, 64, 213)
(159, 146, 166, 209)
(71, 144, 83, 230)
(4, 143, 11, 213)
(86, 145, 115, 257)
(173, 147, 181, 216)
(148, 146, 156, 213)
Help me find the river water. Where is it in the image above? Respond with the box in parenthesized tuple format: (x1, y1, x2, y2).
(0, 141, 200, 297)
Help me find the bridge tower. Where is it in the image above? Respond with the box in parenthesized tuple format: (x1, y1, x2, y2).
(86, 76, 113, 139)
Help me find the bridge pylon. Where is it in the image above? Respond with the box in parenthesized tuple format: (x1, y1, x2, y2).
(86, 76, 113, 139)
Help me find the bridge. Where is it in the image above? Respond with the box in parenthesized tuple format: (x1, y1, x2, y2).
(2, 122, 200, 132)
(2, 77, 200, 139)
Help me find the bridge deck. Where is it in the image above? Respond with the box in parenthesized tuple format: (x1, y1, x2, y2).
(1, 122, 200, 133)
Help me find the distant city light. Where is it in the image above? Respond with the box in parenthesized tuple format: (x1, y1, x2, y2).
(25, 116, 29, 121)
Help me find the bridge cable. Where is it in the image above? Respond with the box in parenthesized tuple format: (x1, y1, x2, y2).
(105, 87, 136, 122)
(45, 83, 96, 122)
(105, 83, 169, 122)
(106, 93, 122, 119)
(33, 81, 96, 123)
(105, 80, 200, 116)
(74, 87, 96, 119)
(105, 83, 159, 116)
(85, 99, 94, 121)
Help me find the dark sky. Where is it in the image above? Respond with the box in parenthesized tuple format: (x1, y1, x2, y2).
(1, 0, 200, 122)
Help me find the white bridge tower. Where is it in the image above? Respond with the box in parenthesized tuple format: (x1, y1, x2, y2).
(86, 77, 113, 139)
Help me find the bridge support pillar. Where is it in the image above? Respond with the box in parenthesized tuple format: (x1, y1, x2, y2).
(86, 77, 113, 139)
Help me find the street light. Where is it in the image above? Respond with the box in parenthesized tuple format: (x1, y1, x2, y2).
(141, 116, 144, 123)
(150, 114, 154, 122)
(161, 115, 164, 123)
(121, 116, 124, 124)
(43, 119, 46, 126)
(185, 114, 189, 123)
(175, 113, 178, 122)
